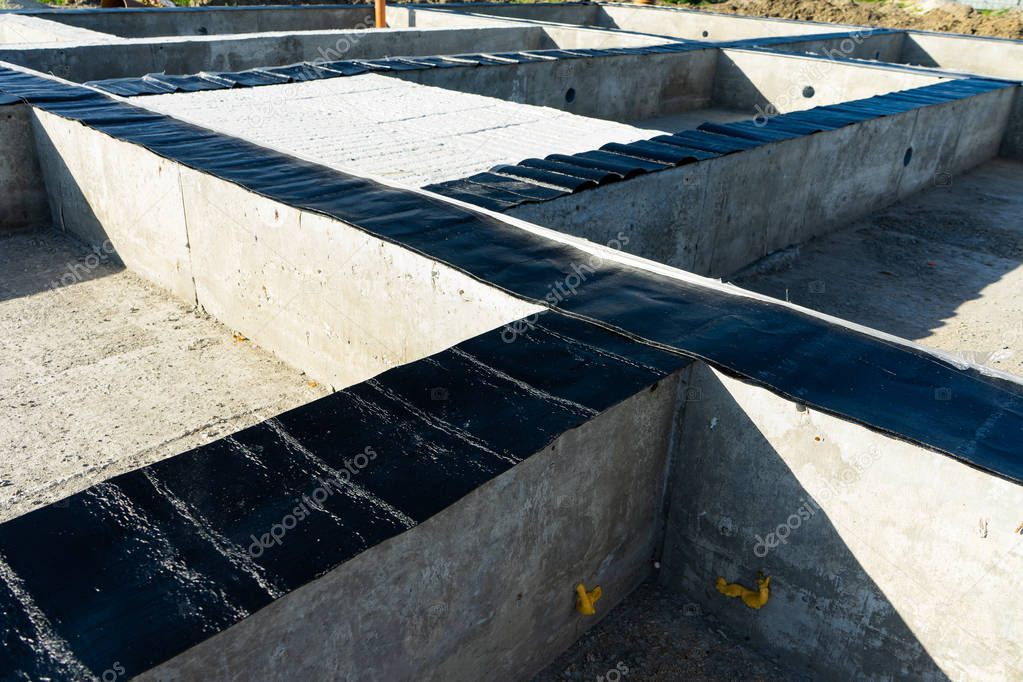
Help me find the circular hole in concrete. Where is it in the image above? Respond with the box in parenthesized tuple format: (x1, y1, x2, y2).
(802, 85, 815, 99)
(903, 147, 914, 166)
(702, 30, 709, 37)
(565, 87, 576, 103)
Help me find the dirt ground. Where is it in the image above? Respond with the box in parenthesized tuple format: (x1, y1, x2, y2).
(533, 580, 794, 682)
(686, 0, 1023, 39)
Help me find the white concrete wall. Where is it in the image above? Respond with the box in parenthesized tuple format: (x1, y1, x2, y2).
(28, 108, 541, 390)
(0, 25, 553, 82)
(510, 85, 1015, 277)
(31, 110, 196, 301)
(33, 6, 383, 39)
(900, 32, 1023, 80)
(713, 48, 949, 114)
(396, 48, 719, 123)
(899, 33, 1023, 159)
(598, 4, 864, 41)
(660, 362, 1023, 681)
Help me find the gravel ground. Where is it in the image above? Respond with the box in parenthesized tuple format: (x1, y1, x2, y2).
(534, 580, 794, 682)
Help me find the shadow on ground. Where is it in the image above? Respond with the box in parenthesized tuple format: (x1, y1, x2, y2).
(733, 159, 1023, 377)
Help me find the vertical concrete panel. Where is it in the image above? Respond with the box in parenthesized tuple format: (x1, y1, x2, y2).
(507, 163, 712, 274)
(713, 49, 945, 116)
(178, 168, 542, 389)
(661, 362, 1023, 681)
(396, 50, 719, 122)
(776, 112, 914, 250)
(28, 109, 195, 302)
(142, 370, 685, 681)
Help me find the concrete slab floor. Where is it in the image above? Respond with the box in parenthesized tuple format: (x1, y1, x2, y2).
(534, 580, 792, 682)
(134, 75, 665, 188)
(733, 158, 1023, 379)
(0, 230, 329, 523)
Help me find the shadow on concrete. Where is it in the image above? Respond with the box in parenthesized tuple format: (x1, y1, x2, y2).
(0, 229, 124, 304)
(731, 159, 1023, 374)
(0, 116, 128, 305)
(659, 363, 950, 680)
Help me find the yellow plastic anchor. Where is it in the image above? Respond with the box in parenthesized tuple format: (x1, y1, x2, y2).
(575, 583, 602, 616)
(715, 572, 771, 609)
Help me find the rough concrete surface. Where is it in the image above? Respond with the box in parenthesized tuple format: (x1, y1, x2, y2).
(734, 158, 1023, 378)
(0, 230, 329, 522)
(659, 362, 1023, 680)
(136, 75, 661, 187)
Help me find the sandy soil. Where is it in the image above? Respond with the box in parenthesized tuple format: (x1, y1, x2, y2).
(687, 0, 1023, 39)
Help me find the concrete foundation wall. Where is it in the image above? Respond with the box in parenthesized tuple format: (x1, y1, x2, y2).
(659, 362, 1023, 681)
(751, 30, 908, 63)
(33, 6, 388, 39)
(397, 49, 718, 123)
(430, 3, 603, 27)
(508, 86, 1015, 277)
(713, 49, 948, 115)
(0, 103, 50, 233)
(900, 32, 1023, 80)
(899, 33, 1023, 158)
(30, 108, 196, 299)
(0, 25, 554, 82)
(27, 108, 542, 389)
(142, 367, 684, 682)
(400, 5, 543, 29)
(597, 4, 861, 41)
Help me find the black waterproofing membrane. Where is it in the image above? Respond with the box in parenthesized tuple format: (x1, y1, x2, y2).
(1, 64, 1021, 678)
(0, 313, 689, 679)
(425, 76, 1012, 210)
